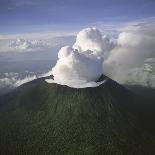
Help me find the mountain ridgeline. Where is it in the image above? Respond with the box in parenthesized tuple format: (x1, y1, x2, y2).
(0, 75, 155, 155)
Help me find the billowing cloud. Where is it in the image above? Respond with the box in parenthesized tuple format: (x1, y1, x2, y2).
(1, 20, 155, 89)
(73, 28, 113, 57)
(103, 21, 155, 86)
(46, 28, 111, 88)
(46, 24, 155, 88)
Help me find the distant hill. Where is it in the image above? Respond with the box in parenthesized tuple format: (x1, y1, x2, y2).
(0, 75, 155, 155)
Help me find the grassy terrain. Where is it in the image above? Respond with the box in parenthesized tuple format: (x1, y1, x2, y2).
(0, 77, 155, 154)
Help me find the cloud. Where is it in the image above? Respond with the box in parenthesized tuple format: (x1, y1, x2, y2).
(8, 0, 36, 8)
(104, 32, 154, 70)
(0, 31, 75, 40)
(102, 21, 155, 86)
(14, 75, 37, 86)
(46, 28, 111, 88)
(0, 72, 19, 88)
(73, 27, 112, 56)
(0, 72, 37, 90)
(9, 38, 47, 52)
(1, 19, 155, 88)
(0, 31, 75, 53)
(46, 23, 155, 88)
(123, 62, 155, 87)
(0, 77, 16, 88)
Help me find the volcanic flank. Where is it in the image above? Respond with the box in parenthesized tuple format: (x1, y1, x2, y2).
(0, 75, 155, 154)
(0, 28, 155, 155)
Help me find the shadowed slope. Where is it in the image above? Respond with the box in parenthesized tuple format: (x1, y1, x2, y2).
(0, 76, 155, 155)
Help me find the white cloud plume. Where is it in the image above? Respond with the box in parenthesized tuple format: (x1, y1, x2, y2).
(103, 21, 155, 87)
(46, 23, 155, 88)
(73, 28, 112, 56)
(1, 19, 155, 89)
(14, 75, 37, 86)
(46, 28, 111, 88)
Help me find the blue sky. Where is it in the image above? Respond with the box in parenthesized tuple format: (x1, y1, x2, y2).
(0, 0, 155, 34)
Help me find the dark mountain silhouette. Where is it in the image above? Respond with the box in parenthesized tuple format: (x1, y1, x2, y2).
(125, 84, 155, 101)
(0, 75, 155, 155)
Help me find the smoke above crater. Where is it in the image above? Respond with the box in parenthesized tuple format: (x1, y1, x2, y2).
(46, 28, 111, 88)
(46, 21, 155, 88)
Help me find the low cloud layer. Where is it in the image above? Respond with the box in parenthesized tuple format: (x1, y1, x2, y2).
(0, 33, 75, 53)
(124, 63, 155, 87)
(0, 72, 37, 89)
(46, 28, 111, 88)
(9, 38, 46, 52)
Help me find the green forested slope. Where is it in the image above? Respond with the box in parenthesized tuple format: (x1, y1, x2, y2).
(0, 77, 155, 155)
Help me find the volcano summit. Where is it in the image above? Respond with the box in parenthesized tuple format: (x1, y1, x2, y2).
(46, 28, 112, 88)
(0, 28, 155, 155)
(0, 75, 155, 154)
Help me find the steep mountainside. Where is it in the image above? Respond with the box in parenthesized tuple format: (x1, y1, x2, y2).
(0, 76, 155, 155)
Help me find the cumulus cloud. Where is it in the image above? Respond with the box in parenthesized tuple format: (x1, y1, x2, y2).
(46, 24, 155, 88)
(103, 21, 155, 87)
(110, 31, 155, 66)
(46, 28, 110, 88)
(73, 28, 113, 57)
(1, 20, 155, 89)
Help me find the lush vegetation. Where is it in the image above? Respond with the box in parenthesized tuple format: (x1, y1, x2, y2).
(0, 78, 155, 154)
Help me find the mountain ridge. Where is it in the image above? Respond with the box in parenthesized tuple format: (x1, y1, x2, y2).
(0, 75, 155, 154)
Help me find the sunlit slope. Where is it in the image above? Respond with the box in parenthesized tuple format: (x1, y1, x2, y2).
(0, 77, 155, 155)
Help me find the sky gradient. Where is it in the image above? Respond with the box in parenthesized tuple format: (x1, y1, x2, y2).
(0, 0, 155, 33)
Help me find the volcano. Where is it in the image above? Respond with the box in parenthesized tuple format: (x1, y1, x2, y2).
(0, 75, 155, 155)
